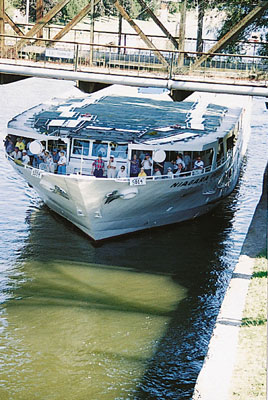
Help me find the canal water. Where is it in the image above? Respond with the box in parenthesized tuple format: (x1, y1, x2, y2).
(0, 79, 267, 400)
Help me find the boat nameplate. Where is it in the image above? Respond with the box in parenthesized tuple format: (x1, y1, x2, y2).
(130, 177, 146, 186)
(31, 168, 43, 179)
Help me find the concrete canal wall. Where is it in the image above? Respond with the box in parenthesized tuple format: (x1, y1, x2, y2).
(193, 164, 267, 400)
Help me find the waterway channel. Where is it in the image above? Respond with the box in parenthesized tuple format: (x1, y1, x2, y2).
(0, 78, 267, 400)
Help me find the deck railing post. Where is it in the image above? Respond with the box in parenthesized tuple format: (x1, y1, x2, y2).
(74, 43, 79, 71)
(169, 51, 174, 79)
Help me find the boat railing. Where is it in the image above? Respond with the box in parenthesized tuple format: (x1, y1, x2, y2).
(6, 151, 232, 183)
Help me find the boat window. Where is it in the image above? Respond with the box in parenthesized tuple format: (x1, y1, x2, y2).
(110, 144, 128, 159)
(217, 139, 224, 161)
(72, 139, 90, 156)
(227, 135, 235, 151)
(92, 142, 108, 157)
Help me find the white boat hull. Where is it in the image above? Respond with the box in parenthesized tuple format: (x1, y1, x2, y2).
(9, 147, 246, 240)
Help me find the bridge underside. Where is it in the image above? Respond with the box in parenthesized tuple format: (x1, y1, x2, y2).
(0, 72, 27, 84)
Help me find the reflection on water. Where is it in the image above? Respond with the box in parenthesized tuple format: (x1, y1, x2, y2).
(0, 259, 186, 400)
(0, 79, 267, 399)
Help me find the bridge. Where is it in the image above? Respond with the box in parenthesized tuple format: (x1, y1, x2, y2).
(0, 0, 268, 99)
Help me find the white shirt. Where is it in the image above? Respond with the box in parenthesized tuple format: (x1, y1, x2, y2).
(117, 169, 127, 178)
(21, 154, 30, 165)
(58, 155, 66, 165)
(107, 160, 117, 178)
(142, 158, 152, 170)
(11, 150, 22, 160)
(176, 157, 185, 169)
(194, 159, 204, 169)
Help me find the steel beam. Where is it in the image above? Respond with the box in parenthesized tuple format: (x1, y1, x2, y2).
(0, 64, 267, 97)
(0, 0, 4, 51)
(40, 0, 100, 45)
(4, 13, 24, 36)
(178, 0, 187, 67)
(113, 0, 168, 66)
(192, 2, 268, 69)
(16, 0, 72, 51)
(36, 0, 44, 38)
(135, 0, 179, 49)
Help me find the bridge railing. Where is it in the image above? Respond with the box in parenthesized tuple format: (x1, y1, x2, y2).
(0, 34, 267, 82)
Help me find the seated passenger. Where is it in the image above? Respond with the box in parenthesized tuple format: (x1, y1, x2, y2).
(173, 153, 185, 173)
(167, 167, 173, 178)
(15, 137, 25, 151)
(33, 154, 43, 168)
(21, 150, 30, 165)
(11, 147, 22, 160)
(194, 156, 204, 172)
(138, 167, 147, 177)
(154, 161, 164, 175)
(107, 155, 117, 178)
(57, 151, 67, 175)
(117, 165, 127, 178)
(153, 167, 162, 178)
(174, 162, 183, 177)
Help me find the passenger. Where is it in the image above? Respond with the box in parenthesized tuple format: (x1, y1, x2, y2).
(194, 156, 204, 172)
(26, 140, 34, 165)
(130, 154, 140, 177)
(21, 149, 30, 165)
(141, 153, 152, 176)
(44, 151, 54, 172)
(174, 163, 183, 177)
(154, 161, 164, 175)
(117, 165, 127, 178)
(5, 136, 14, 154)
(153, 167, 162, 178)
(173, 153, 185, 173)
(183, 152, 192, 171)
(167, 167, 173, 178)
(92, 154, 105, 178)
(58, 145, 66, 156)
(15, 137, 25, 151)
(33, 154, 43, 168)
(52, 149, 60, 173)
(11, 147, 22, 160)
(138, 167, 147, 177)
(107, 155, 117, 178)
(52, 149, 60, 163)
(57, 151, 67, 175)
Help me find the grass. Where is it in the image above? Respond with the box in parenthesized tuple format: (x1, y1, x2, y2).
(230, 251, 267, 399)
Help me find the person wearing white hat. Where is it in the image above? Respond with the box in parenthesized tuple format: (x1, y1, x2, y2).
(167, 167, 173, 178)
(107, 155, 117, 178)
(21, 149, 30, 165)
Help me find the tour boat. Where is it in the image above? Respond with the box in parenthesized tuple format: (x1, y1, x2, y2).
(4, 86, 251, 240)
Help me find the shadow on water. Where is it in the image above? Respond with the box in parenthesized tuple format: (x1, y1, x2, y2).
(14, 185, 241, 400)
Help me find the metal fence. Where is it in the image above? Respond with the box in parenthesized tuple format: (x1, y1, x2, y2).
(0, 34, 267, 82)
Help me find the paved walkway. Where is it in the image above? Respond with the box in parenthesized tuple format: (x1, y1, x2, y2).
(193, 165, 267, 400)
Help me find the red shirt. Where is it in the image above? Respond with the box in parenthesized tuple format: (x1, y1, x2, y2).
(93, 158, 104, 170)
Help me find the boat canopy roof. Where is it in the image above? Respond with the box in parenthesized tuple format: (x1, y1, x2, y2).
(7, 90, 243, 150)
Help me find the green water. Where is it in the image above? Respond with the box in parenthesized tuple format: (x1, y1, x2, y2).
(1, 79, 267, 399)
(0, 260, 187, 400)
